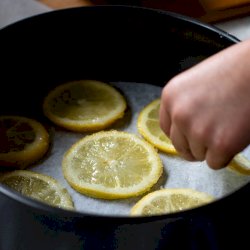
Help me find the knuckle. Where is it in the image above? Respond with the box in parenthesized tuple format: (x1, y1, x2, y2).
(161, 82, 174, 101)
(211, 134, 233, 155)
(172, 104, 191, 126)
(190, 123, 208, 143)
(162, 77, 183, 103)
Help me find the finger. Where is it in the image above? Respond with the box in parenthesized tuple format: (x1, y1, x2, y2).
(188, 137, 207, 161)
(159, 100, 171, 136)
(205, 149, 234, 170)
(170, 124, 195, 161)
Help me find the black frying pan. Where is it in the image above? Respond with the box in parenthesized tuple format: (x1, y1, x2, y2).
(0, 5, 249, 250)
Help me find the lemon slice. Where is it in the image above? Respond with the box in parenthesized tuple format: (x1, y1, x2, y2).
(0, 116, 49, 168)
(62, 130, 163, 199)
(131, 188, 214, 216)
(137, 99, 177, 154)
(43, 80, 127, 132)
(228, 153, 250, 175)
(0, 170, 74, 210)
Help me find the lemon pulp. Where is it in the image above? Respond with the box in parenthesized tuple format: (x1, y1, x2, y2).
(43, 80, 127, 132)
(62, 130, 163, 199)
(131, 188, 214, 216)
(0, 170, 74, 209)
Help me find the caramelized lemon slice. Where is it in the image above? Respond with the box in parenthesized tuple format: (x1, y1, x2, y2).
(0, 170, 74, 210)
(131, 188, 214, 216)
(0, 116, 49, 168)
(43, 80, 127, 132)
(62, 130, 163, 199)
(137, 99, 177, 154)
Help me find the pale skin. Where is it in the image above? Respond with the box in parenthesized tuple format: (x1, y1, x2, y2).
(160, 39, 250, 169)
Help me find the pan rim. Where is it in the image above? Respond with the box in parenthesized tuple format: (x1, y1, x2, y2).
(0, 5, 246, 221)
(0, 181, 249, 222)
(0, 4, 241, 44)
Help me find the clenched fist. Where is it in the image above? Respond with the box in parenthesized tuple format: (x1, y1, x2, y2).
(160, 39, 250, 169)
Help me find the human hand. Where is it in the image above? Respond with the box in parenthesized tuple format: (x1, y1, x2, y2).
(160, 39, 250, 169)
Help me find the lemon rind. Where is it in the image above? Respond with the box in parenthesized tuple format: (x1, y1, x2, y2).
(0, 116, 49, 168)
(137, 99, 177, 154)
(130, 188, 214, 216)
(0, 170, 74, 209)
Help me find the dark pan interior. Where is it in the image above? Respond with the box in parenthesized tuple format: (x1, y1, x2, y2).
(1, 6, 250, 250)
(0, 6, 237, 120)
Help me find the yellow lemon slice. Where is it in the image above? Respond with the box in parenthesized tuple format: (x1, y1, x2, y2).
(137, 99, 177, 154)
(62, 130, 163, 199)
(0, 170, 74, 210)
(228, 153, 250, 175)
(131, 188, 214, 216)
(43, 80, 127, 132)
(0, 116, 49, 168)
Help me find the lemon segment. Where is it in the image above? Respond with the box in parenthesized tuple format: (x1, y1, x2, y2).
(137, 99, 177, 154)
(43, 80, 127, 132)
(228, 153, 250, 175)
(0, 170, 74, 210)
(62, 130, 163, 199)
(131, 188, 214, 216)
(0, 116, 49, 168)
